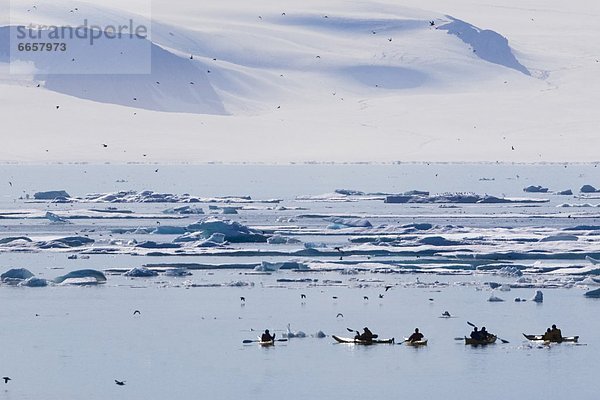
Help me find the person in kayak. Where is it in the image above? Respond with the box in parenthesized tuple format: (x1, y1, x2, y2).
(549, 324, 562, 342)
(407, 328, 424, 343)
(261, 329, 275, 342)
(470, 327, 481, 340)
(355, 327, 374, 343)
(542, 328, 552, 341)
(480, 327, 490, 340)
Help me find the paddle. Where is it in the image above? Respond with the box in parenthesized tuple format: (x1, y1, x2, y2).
(467, 321, 509, 344)
(242, 339, 288, 344)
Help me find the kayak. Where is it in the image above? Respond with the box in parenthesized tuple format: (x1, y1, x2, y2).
(465, 335, 497, 345)
(522, 334, 579, 343)
(332, 335, 395, 345)
(404, 338, 428, 346)
(259, 340, 275, 346)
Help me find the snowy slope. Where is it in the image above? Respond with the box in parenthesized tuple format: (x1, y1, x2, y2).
(0, 0, 599, 163)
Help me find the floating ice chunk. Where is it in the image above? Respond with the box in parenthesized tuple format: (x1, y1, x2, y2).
(303, 242, 327, 249)
(164, 268, 192, 277)
(314, 331, 327, 338)
(0, 236, 33, 245)
(186, 218, 267, 243)
(135, 241, 181, 249)
(255, 261, 306, 272)
(402, 223, 433, 231)
(18, 277, 48, 287)
(556, 189, 573, 195)
(514, 297, 525, 302)
(579, 277, 600, 286)
(152, 226, 187, 235)
(580, 185, 599, 193)
(523, 185, 549, 193)
(38, 236, 94, 249)
(538, 234, 578, 242)
(324, 217, 372, 228)
(497, 266, 523, 277)
(220, 207, 238, 215)
(54, 269, 107, 284)
(1, 268, 34, 283)
(124, 267, 159, 277)
(419, 236, 462, 246)
(267, 235, 301, 245)
(586, 256, 600, 265)
(488, 294, 504, 302)
(45, 212, 71, 224)
(162, 206, 204, 215)
(34, 190, 70, 200)
(499, 284, 511, 292)
(532, 290, 543, 303)
(584, 288, 600, 298)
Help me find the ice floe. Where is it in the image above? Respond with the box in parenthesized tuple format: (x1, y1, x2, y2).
(124, 267, 159, 277)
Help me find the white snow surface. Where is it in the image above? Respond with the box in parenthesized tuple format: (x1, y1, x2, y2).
(1, 0, 600, 162)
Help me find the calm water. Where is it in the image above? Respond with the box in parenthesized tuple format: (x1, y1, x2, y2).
(0, 163, 598, 399)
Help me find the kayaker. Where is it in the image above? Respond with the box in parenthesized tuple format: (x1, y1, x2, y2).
(542, 328, 552, 341)
(261, 329, 275, 342)
(550, 324, 562, 342)
(355, 327, 374, 342)
(407, 328, 424, 343)
(470, 327, 481, 340)
(480, 327, 490, 340)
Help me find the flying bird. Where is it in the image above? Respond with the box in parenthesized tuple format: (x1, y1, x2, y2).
(2, 377, 11, 384)
(378, 294, 384, 299)
(115, 380, 125, 386)
(384, 285, 392, 292)
(300, 294, 306, 299)
(240, 297, 246, 302)
(102, 144, 108, 148)
(363, 296, 369, 300)
(332, 296, 338, 300)
(336, 313, 344, 318)
(133, 310, 141, 315)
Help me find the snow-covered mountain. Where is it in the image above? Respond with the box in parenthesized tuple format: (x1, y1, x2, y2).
(1, 0, 598, 163)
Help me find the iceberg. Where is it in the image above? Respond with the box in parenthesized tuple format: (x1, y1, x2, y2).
(45, 212, 71, 224)
(54, 269, 107, 284)
(580, 185, 599, 193)
(532, 290, 543, 303)
(34, 190, 71, 200)
(1, 268, 34, 283)
(523, 185, 549, 193)
(186, 218, 267, 243)
(584, 288, 600, 298)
